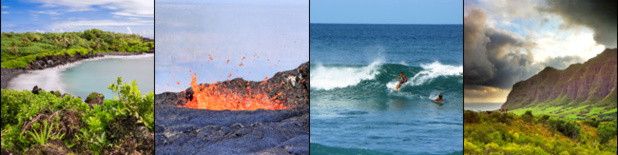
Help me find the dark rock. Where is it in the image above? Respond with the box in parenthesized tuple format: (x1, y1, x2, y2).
(1, 148, 21, 155)
(49, 91, 62, 97)
(25, 53, 103, 70)
(24, 140, 72, 155)
(31, 85, 42, 94)
(85, 92, 104, 108)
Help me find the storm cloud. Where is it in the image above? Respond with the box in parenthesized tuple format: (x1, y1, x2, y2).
(464, 9, 542, 89)
(543, 0, 617, 48)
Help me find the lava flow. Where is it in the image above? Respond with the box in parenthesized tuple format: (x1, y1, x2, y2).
(179, 76, 289, 111)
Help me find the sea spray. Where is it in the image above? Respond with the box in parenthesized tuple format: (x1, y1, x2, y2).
(387, 61, 463, 89)
(310, 60, 383, 90)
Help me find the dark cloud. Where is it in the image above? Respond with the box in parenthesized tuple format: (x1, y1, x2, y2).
(543, 0, 617, 47)
(464, 9, 542, 89)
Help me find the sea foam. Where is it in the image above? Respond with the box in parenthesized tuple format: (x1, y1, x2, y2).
(310, 60, 382, 90)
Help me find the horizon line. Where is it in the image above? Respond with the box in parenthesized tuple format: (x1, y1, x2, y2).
(310, 23, 463, 25)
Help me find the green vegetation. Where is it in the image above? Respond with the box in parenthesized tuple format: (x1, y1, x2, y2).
(510, 103, 617, 121)
(1, 29, 153, 69)
(1, 77, 153, 154)
(27, 121, 65, 145)
(464, 110, 617, 155)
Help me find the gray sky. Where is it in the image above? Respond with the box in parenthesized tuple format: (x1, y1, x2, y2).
(154, 0, 309, 93)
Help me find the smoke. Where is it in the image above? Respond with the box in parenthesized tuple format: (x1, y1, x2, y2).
(543, 0, 617, 48)
(464, 9, 542, 89)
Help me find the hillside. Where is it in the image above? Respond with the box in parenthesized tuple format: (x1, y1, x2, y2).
(1, 29, 154, 69)
(502, 49, 617, 120)
(464, 110, 617, 155)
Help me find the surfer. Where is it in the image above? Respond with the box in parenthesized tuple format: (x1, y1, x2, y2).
(393, 72, 407, 90)
(434, 93, 443, 102)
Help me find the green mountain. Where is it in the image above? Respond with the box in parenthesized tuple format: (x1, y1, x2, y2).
(502, 49, 617, 120)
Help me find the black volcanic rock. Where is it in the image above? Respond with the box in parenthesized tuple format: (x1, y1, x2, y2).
(25, 52, 102, 70)
(155, 62, 309, 154)
(502, 49, 617, 111)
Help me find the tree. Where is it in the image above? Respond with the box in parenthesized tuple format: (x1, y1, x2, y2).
(51, 34, 61, 53)
(9, 42, 19, 56)
(60, 34, 75, 49)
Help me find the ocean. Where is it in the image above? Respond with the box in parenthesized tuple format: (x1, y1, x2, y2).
(464, 103, 503, 111)
(310, 24, 463, 154)
(8, 55, 154, 99)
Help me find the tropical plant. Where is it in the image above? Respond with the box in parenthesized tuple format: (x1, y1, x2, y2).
(9, 42, 19, 56)
(26, 121, 65, 145)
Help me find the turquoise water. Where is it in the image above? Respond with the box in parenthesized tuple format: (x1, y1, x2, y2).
(310, 24, 463, 154)
(60, 55, 154, 99)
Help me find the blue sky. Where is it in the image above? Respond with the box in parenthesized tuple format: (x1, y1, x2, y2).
(155, 0, 309, 93)
(310, 0, 463, 24)
(1, 0, 153, 38)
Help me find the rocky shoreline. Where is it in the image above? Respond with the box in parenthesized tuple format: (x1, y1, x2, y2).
(155, 62, 309, 154)
(1, 51, 153, 89)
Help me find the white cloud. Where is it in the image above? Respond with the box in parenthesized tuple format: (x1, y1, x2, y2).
(30, 0, 153, 17)
(1, 11, 8, 14)
(51, 19, 152, 28)
(1, 6, 8, 9)
(32, 10, 60, 15)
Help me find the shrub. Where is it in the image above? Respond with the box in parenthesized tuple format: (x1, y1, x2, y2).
(464, 139, 482, 154)
(538, 114, 550, 123)
(464, 110, 480, 123)
(546, 117, 580, 139)
(522, 110, 534, 123)
(597, 121, 617, 144)
(583, 117, 600, 127)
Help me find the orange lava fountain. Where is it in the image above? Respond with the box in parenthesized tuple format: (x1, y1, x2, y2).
(179, 76, 289, 111)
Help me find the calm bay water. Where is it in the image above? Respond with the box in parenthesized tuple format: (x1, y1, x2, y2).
(9, 55, 154, 99)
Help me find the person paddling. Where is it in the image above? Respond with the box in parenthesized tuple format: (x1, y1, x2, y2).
(393, 72, 407, 90)
(434, 93, 443, 102)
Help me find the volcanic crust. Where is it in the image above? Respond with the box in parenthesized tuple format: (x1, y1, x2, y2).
(155, 62, 309, 154)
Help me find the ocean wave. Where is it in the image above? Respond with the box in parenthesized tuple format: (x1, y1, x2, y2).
(311, 60, 462, 91)
(386, 61, 463, 90)
(310, 60, 383, 90)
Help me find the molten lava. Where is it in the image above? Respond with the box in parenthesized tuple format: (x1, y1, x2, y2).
(179, 76, 289, 111)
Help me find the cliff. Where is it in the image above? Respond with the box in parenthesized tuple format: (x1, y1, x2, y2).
(502, 49, 617, 119)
